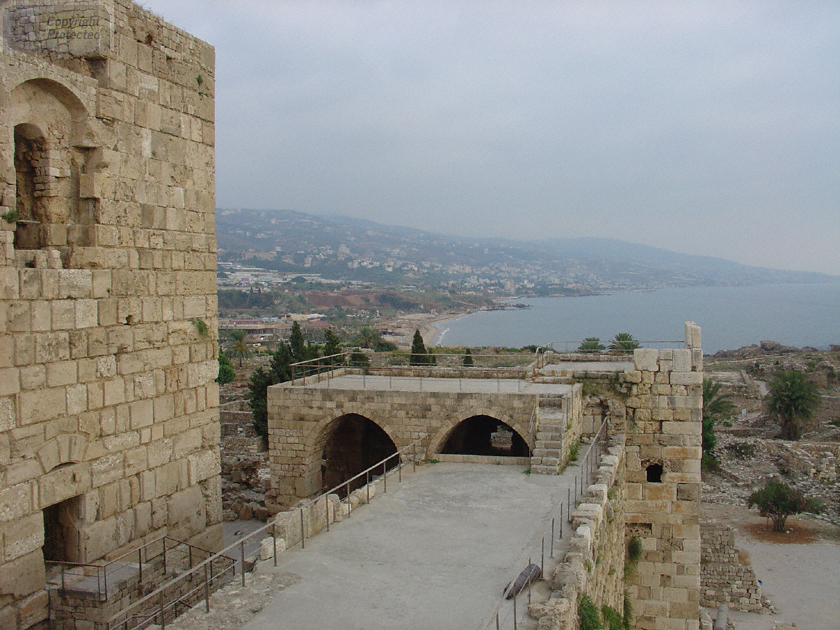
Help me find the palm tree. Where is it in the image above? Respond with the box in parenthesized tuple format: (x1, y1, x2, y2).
(765, 370, 820, 441)
(702, 379, 735, 456)
(577, 337, 605, 353)
(608, 333, 640, 353)
(355, 326, 381, 349)
(228, 329, 251, 367)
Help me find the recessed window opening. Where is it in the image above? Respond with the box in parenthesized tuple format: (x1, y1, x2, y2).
(646, 463, 663, 483)
(14, 124, 45, 250)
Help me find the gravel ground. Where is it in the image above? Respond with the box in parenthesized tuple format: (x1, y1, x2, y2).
(702, 502, 840, 629)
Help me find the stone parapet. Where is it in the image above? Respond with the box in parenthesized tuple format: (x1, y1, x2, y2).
(529, 436, 626, 629)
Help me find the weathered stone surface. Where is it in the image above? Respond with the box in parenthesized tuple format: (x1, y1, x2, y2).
(0, 1, 220, 626)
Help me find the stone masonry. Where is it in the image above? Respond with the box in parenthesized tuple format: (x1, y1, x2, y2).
(266, 373, 542, 509)
(624, 322, 703, 630)
(0, 2, 220, 627)
(699, 522, 763, 613)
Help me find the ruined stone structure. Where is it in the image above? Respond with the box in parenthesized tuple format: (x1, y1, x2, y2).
(0, 2, 219, 627)
(267, 323, 704, 628)
(699, 523, 763, 613)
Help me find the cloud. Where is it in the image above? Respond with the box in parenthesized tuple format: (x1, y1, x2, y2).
(141, 1, 840, 275)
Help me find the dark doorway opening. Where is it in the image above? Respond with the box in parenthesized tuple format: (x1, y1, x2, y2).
(322, 414, 398, 494)
(43, 496, 81, 563)
(441, 415, 530, 457)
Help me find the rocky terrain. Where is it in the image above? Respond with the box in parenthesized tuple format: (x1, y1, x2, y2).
(703, 344, 840, 527)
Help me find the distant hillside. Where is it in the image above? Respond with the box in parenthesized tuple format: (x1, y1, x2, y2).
(216, 208, 838, 293)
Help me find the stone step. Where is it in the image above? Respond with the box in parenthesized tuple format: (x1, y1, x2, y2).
(534, 440, 563, 450)
(535, 432, 563, 442)
(529, 464, 554, 475)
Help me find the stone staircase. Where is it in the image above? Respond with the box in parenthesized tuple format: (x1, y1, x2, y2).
(530, 397, 567, 474)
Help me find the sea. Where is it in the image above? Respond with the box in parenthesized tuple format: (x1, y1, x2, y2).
(432, 283, 840, 355)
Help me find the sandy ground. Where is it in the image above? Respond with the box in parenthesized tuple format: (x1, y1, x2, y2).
(701, 502, 840, 629)
(381, 311, 471, 349)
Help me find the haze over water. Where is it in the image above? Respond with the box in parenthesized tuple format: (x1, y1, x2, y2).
(434, 283, 840, 355)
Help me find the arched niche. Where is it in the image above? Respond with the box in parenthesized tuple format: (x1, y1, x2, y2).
(9, 78, 97, 257)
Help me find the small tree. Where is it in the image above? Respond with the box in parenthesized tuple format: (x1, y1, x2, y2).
(410, 329, 432, 366)
(247, 367, 277, 439)
(609, 333, 640, 353)
(323, 328, 342, 365)
(702, 379, 735, 463)
(765, 370, 820, 440)
(217, 349, 235, 384)
(748, 478, 821, 532)
(228, 329, 251, 367)
(289, 320, 307, 362)
(463, 348, 474, 366)
(578, 337, 605, 353)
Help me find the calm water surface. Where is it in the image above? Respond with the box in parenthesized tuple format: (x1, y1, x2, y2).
(433, 283, 840, 354)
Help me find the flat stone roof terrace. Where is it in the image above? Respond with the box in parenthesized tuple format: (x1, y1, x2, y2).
(305, 374, 573, 395)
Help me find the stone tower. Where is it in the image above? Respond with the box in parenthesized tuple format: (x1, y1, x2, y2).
(624, 322, 703, 629)
(0, 1, 219, 627)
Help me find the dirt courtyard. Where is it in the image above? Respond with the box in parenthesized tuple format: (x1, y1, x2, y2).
(702, 502, 840, 629)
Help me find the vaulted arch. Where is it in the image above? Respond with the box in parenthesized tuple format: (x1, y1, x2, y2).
(314, 413, 399, 494)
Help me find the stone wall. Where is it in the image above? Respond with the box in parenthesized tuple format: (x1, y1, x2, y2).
(529, 436, 627, 629)
(0, 1, 220, 627)
(623, 322, 703, 630)
(266, 381, 537, 508)
(699, 522, 763, 613)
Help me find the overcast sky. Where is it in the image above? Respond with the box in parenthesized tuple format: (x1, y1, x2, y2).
(139, 1, 840, 276)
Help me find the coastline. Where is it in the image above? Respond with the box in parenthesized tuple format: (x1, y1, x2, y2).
(380, 310, 478, 349)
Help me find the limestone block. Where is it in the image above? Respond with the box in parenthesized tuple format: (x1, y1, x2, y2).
(167, 485, 206, 541)
(259, 536, 286, 560)
(188, 450, 219, 485)
(684, 321, 701, 349)
(91, 453, 124, 488)
(672, 349, 692, 372)
(19, 387, 66, 424)
(1, 513, 44, 562)
(0, 550, 45, 597)
(0, 397, 16, 432)
(670, 371, 702, 386)
(634, 349, 659, 372)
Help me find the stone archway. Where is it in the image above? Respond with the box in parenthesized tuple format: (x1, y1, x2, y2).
(439, 415, 530, 457)
(319, 413, 399, 494)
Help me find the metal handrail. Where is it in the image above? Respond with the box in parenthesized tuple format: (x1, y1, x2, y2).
(47, 535, 225, 602)
(484, 419, 610, 630)
(109, 433, 427, 629)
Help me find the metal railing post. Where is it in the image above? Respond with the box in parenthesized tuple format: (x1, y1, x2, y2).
(541, 539, 544, 575)
(273, 526, 278, 567)
(240, 540, 246, 587)
(366, 471, 370, 503)
(159, 594, 166, 630)
(138, 549, 143, 584)
(204, 563, 210, 612)
(383, 461, 387, 493)
(550, 518, 555, 557)
(513, 594, 518, 630)
(300, 509, 306, 548)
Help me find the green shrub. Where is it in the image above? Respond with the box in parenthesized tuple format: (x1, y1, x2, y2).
(748, 478, 821, 532)
(601, 605, 623, 630)
(569, 440, 580, 462)
(578, 595, 602, 630)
